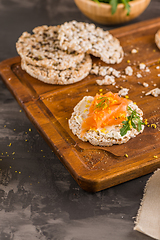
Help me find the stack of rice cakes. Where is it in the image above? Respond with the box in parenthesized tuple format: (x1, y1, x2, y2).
(16, 21, 124, 85)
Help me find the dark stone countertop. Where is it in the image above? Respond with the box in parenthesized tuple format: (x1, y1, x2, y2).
(0, 0, 160, 239)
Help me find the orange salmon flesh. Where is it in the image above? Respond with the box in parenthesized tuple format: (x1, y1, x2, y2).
(81, 92, 131, 135)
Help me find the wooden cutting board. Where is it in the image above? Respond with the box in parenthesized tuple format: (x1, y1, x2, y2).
(0, 18, 160, 192)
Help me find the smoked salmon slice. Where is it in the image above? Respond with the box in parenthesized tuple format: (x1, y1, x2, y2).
(81, 92, 131, 135)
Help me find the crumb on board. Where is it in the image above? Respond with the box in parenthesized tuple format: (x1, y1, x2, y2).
(118, 88, 129, 97)
(145, 67, 150, 73)
(136, 73, 142, 78)
(143, 82, 149, 87)
(139, 63, 146, 70)
(145, 88, 160, 97)
(96, 75, 116, 86)
(131, 49, 138, 54)
(125, 66, 133, 76)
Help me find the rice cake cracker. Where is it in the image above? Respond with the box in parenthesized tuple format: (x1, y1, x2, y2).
(16, 25, 85, 70)
(21, 54, 92, 85)
(155, 29, 160, 50)
(69, 96, 144, 146)
(58, 20, 124, 64)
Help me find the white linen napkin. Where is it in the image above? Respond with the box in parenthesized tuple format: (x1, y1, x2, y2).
(134, 168, 160, 240)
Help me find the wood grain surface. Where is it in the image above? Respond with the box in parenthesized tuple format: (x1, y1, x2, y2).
(0, 17, 160, 192)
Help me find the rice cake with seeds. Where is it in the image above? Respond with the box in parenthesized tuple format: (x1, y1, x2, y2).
(21, 54, 92, 85)
(58, 20, 124, 64)
(16, 25, 85, 70)
(155, 29, 160, 50)
(69, 93, 144, 146)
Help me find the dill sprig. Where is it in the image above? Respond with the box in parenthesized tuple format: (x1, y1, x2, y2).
(120, 106, 144, 136)
(94, 96, 109, 110)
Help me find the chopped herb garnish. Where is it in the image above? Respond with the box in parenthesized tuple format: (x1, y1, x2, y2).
(94, 96, 109, 111)
(92, 0, 132, 15)
(120, 106, 144, 136)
